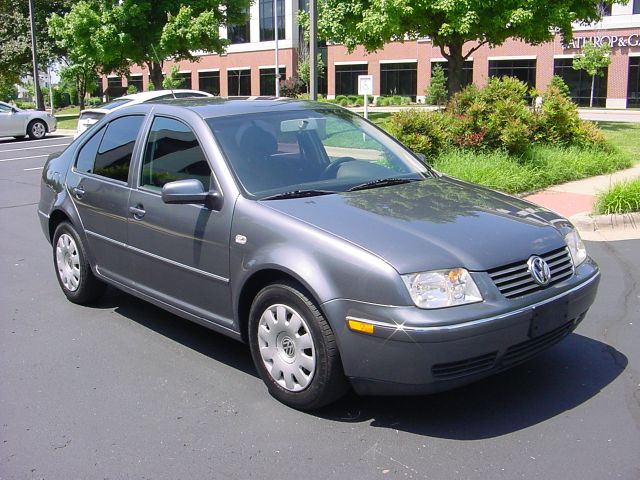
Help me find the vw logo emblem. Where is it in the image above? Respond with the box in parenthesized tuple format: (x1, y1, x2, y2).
(527, 256, 552, 286)
(281, 336, 296, 358)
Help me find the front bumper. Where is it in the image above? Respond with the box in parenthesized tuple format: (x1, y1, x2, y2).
(322, 262, 600, 396)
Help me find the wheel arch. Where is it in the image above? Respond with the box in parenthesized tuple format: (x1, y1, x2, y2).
(48, 209, 72, 242)
(27, 117, 49, 134)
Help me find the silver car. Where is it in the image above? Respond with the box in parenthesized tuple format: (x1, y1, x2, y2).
(0, 101, 57, 139)
(38, 99, 600, 410)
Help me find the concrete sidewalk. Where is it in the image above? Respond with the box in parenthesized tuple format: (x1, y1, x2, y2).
(523, 164, 640, 241)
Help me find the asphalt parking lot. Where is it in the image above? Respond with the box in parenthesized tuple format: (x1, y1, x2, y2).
(1, 136, 639, 479)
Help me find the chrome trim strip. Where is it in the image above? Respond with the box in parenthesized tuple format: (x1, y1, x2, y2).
(85, 230, 229, 284)
(346, 272, 599, 333)
(37, 209, 50, 219)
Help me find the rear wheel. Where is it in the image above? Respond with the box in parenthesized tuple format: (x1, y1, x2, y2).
(248, 281, 348, 410)
(52, 222, 106, 304)
(27, 119, 47, 140)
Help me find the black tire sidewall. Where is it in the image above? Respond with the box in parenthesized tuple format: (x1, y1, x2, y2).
(248, 283, 345, 410)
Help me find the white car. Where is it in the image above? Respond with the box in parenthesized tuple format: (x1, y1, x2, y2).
(76, 90, 213, 136)
(0, 101, 57, 140)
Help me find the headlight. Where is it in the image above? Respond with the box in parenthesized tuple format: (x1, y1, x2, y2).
(564, 229, 587, 266)
(402, 268, 483, 309)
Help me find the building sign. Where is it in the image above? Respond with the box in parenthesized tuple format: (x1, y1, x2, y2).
(564, 33, 640, 50)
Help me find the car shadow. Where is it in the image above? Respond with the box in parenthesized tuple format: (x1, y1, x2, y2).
(90, 288, 626, 439)
(0, 134, 72, 144)
(93, 287, 259, 379)
(316, 333, 627, 439)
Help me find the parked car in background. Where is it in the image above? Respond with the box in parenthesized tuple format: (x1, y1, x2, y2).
(0, 101, 57, 140)
(75, 90, 213, 136)
(39, 98, 600, 410)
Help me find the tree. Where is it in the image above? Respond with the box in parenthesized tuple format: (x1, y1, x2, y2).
(56, 0, 250, 90)
(0, 0, 70, 90)
(317, 0, 614, 96)
(163, 65, 183, 90)
(49, 1, 102, 111)
(572, 40, 611, 108)
(425, 64, 448, 108)
(297, 11, 325, 95)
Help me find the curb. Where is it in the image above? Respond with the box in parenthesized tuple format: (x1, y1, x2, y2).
(570, 212, 640, 231)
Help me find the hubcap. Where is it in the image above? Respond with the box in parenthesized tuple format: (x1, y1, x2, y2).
(55, 234, 81, 292)
(32, 122, 45, 138)
(257, 304, 316, 392)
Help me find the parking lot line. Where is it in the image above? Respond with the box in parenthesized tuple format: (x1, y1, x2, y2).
(0, 143, 71, 153)
(0, 154, 48, 162)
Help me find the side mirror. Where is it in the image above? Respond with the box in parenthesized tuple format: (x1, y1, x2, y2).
(10, 107, 18, 114)
(161, 179, 222, 210)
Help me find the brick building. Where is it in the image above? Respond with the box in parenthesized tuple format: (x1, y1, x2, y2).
(105, 0, 640, 108)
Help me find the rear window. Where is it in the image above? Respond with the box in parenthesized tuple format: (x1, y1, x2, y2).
(100, 99, 133, 110)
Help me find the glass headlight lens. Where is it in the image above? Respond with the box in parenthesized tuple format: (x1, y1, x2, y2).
(564, 229, 587, 266)
(402, 268, 483, 309)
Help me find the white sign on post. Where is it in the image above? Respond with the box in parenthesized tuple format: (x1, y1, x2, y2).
(358, 75, 373, 119)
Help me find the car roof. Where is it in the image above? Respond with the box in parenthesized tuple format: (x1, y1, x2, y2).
(144, 97, 343, 119)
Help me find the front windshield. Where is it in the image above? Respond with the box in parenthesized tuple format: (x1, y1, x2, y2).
(100, 99, 133, 110)
(206, 107, 430, 199)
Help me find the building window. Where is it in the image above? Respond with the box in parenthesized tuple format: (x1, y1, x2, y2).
(634, 0, 640, 14)
(260, 0, 285, 42)
(379, 62, 417, 100)
(107, 77, 122, 88)
(127, 75, 143, 93)
(335, 63, 368, 96)
(229, 10, 250, 44)
(430, 60, 474, 89)
(199, 71, 220, 95)
(228, 69, 251, 96)
(598, 1, 612, 16)
(260, 67, 286, 95)
(489, 59, 536, 88)
(554, 58, 608, 107)
(628, 57, 640, 108)
(175, 72, 192, 90)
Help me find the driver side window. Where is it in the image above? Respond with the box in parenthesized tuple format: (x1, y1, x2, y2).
(141, 117, 212, 191)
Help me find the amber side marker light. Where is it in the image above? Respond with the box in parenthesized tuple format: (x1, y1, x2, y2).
(347, 318, 375, 335)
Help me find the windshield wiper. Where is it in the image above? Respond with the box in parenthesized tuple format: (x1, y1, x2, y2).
(261, 189, 336, 200)
(347, 177, 421, 192)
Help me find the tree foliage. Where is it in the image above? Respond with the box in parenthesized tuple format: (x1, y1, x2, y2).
(163, 65, 183, 90)
(573, 40, 611, 107)
(425, 64, 448, 108)
(317, 0, 615, 95)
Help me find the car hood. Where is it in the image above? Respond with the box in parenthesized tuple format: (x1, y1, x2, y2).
(261, 177, 569, 273)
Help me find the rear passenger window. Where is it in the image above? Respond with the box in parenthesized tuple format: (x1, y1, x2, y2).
(93, 115, 144, 182)
(141, 116, 211, 191)
(76, 126, 106, 174)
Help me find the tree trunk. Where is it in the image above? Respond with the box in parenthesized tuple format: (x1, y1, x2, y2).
(149, 61, 164, 90)
(77, 74, 86, 111)
(442, 42, 464, 97)
(590, 74, 595, 108)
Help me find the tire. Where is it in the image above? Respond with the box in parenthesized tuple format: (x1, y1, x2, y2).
(27, 119, 47, 140)
(52, 222, 106, 304)
(248, 281, 349, 410)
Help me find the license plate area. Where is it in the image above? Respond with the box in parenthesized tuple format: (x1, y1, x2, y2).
(529, 300, 569, 338)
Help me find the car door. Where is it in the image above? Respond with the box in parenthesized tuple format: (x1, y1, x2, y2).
(66, 114, 145, 285)
(0, 103, 23, 136)
(127, 115, 234, 327)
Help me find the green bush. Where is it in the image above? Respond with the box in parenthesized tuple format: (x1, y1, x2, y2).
(549, 75, 572, 99)
(535, 84, 579, 144)
(595, 178, 640, 214)
(15, 101, 36, 110)
(387, 109, 451, 158)
(86, 97, 101, 107)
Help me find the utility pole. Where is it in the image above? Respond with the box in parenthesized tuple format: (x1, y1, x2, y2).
(309, 0, 317, 100)
(28, 0, 44, 110)
(274, 0, 280, 96)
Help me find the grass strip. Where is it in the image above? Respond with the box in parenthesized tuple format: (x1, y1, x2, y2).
(594, 178, 640, 214)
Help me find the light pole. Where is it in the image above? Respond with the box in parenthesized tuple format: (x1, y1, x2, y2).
(28, 0, 44, 110)
(309, 0, 317, 100)
(274, 0, 280, 96)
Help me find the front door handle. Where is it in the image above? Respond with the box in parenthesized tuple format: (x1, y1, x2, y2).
(72, 186, 85, 199)
(129, 204, 146, 220)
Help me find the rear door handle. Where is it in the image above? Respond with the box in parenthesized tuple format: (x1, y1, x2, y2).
(129, 205, 146, 220)
(72, 186, 85, 199)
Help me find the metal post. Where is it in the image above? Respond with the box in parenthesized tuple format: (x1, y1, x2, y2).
(47, 65, 54, 115)
(28, 0, 44, 110)
(309, 0, 317, 101)
(274, 0, 280, 96)
(364, 93, 368, 120)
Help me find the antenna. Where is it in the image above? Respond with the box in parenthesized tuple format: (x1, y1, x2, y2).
(150, 44, 176, 99)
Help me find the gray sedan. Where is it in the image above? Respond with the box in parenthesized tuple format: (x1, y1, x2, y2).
(38, 99, 599, 410)
(0, 101, 57, 139)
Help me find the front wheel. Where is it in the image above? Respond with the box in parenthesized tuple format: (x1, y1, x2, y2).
(248, 282, 348, 410)
(52, 222, 106, 304)
(27, 119, 47, 140)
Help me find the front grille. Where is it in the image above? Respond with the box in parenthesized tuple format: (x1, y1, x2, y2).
(501, 317, 579, 367)
(488, 247, 574, 299)
(432, 352, 498, 380)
